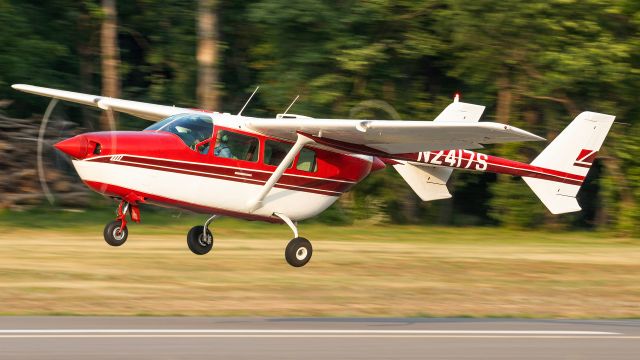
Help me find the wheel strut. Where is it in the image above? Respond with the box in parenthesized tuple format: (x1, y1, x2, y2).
(273, 212, 298, 238)
(203, 214, 218, 238)
(115, 201, 130, 235)
(275, 212, 312, 267)
(186, 214, 218, 255)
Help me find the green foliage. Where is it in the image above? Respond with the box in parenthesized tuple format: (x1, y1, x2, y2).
(118, 0, 198, 107)
(0, 0, 74, 114)
(489, 176, 547, 228)
(2, 0, 640, 233)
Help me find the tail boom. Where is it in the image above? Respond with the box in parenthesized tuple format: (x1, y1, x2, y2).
(402, 149, 586, 186)
(393, 111, 613, 214)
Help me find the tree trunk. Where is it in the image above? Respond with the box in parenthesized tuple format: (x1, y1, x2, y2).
(78, 12, 96, 129)
(100, 0, 120, 130)
(496, 76, 512, 124)
(197, 0, 220, 111)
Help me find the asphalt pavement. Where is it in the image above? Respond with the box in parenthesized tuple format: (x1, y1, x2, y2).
(0, 317, 638, 359)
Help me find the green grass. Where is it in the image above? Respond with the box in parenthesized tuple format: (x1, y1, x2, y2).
(0, 208, 638, 318)
(0, 207, 626, 244)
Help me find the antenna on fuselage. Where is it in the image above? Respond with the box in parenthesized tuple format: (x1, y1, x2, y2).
(237, 86, 259, 116)
(281, 95, 300, 116)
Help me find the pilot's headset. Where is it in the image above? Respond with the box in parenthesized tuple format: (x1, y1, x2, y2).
(220, 133, 229, 143)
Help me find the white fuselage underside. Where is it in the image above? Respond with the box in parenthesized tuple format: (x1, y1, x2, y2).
(73, 160, 339, 221)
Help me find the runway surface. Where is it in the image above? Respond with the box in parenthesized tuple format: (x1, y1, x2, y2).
(0, 317, 638, 359)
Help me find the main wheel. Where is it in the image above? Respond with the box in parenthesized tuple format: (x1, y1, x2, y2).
(103, 220, 128, 246)
(187, 225, 213, 255)
(285, 237, 313, 267)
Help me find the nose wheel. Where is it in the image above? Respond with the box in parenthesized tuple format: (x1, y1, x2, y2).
(103, 220, 128, 246)
(104, 201, 138, 247)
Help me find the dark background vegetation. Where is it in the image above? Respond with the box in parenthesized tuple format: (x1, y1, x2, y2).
(0, 0, 638, 235)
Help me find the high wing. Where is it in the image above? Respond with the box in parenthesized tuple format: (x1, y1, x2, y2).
(12, 84, 200, 121)
(13, 84, 544, 154)
(244, 115, 544, 154)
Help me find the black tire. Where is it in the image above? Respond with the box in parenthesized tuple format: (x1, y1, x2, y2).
(285, 237, 312, 267)
(103, 220, 128, 246)
(187, 225, 213, 255)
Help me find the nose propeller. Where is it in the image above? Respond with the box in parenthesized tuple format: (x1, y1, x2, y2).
(54, 135, 89, 159)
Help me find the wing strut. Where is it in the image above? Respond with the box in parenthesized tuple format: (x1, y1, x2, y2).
(246, 133, 315, 213)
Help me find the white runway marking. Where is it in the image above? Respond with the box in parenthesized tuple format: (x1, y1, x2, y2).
(0, 329, 621, 335)
(0, 335, 637, 340)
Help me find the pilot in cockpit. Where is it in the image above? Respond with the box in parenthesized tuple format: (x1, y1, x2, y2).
(214, 133, 232, 158)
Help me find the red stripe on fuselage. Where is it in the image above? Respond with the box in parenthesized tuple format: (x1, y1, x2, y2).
(402, 149, 585, 185)
(85, 155, 352, 196)
(83, 180, 282, 222)
(485, 155, 584, 185)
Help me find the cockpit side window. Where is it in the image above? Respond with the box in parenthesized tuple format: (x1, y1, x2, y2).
(296, 147, 318, 172)
(264, 140, 293, 166)
(213, 130, 259, 162)
(145, 114, 214, 153)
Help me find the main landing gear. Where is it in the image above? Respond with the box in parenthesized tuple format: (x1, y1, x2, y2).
(103, 201, 140, 246)
(275, 213, 313, 267)
(285, 237, 313, 267)
(187, 215, 217, 255)
(184, 213, 312, 267)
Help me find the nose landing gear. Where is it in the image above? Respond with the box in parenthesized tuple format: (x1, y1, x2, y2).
(103, 200, 141, 247)
(103, 220, 128, 246)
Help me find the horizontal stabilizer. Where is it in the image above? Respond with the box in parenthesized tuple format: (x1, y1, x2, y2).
(393, 162, 452, 201)
(522, 177, 581, 214)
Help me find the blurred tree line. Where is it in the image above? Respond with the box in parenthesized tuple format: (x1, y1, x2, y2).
(0, 0, 638, 235)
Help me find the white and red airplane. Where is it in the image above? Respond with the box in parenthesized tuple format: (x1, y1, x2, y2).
(12, 84, 614, 267)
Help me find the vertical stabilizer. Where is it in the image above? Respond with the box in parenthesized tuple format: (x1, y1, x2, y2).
(523, 111, 615, 214)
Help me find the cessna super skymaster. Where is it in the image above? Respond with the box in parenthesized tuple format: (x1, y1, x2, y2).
(13, 84, 614, 267)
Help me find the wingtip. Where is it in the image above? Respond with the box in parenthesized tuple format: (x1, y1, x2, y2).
(485, 122, 545, 142)
(507, 125, 545, 142)
(529, 132, 546, 141)
(11, 84, 29, 91)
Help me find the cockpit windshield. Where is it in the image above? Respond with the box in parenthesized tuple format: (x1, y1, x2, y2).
(145, 113, 213, 151)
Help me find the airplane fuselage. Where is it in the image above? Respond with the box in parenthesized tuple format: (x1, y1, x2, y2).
(63, 127, 375, 222)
